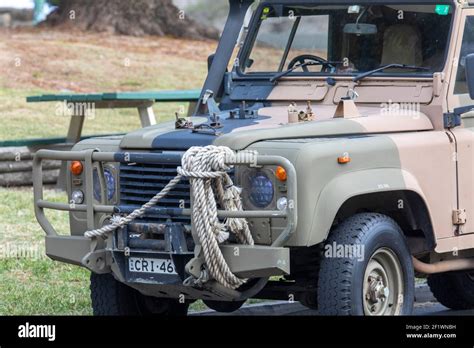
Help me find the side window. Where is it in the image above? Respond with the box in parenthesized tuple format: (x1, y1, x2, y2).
(455, 16, 474, 95)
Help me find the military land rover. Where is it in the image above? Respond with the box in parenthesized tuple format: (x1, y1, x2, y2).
(33, 0, 474, 316)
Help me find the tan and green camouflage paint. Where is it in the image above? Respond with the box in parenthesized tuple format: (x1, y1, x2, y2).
(61, 1, 474, 262)
(441, 4, 474, 253)
(114, 107, 455, 252)
(242, 117, 457, 250)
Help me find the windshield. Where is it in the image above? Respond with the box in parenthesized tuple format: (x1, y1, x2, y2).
(240, 3, 453, 77)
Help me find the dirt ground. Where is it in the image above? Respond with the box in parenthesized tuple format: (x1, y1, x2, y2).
(0, 28, 217, 92)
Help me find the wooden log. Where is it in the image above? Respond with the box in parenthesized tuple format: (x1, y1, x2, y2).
(0, 146, 77, 187)
(0, 147, 33, 161)
(0, 169, 59, 187)
(0, 160, 61, 174)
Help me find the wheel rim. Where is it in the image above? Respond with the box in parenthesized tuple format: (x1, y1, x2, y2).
(363, 248, 404, 316)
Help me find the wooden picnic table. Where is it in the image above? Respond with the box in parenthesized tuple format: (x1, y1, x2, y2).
(24, 89, 201, 189)
(26, 89, 201, 144)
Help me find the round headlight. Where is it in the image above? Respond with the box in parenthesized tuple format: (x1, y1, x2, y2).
(249, 173, 274, 208)
(93, 168, 116, 202)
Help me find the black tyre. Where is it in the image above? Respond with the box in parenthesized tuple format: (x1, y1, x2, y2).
(428, 271, 474, 310)
(317, 213, 415, 315)
(203, 300, 245, 313)
(90, 273, 189, 316)
(299, 292, 318, 310)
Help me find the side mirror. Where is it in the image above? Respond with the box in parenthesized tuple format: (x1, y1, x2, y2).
(465, 54, 474, 99)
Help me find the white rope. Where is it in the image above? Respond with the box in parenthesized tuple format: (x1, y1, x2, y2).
(84, 145, 255, 289)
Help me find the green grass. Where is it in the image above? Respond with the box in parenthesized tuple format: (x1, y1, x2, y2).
(0, 88, 198, 141)
(0, 187, 92, 315)
(0, 258, 92, 315)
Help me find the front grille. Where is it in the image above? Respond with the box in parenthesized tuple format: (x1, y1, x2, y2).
(119, 160, 191, 224)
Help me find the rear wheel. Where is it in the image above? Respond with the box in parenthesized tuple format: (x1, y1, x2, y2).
(428, 271, 474, 310)
(317, 213, 415, 315)
(90, 273, 189, 316)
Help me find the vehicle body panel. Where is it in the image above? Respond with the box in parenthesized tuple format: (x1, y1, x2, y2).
(31, 0, 474, 302)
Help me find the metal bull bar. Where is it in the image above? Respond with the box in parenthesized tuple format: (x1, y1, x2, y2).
(32, 149, 298, 300)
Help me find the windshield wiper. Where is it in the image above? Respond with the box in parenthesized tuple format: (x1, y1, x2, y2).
(353, 64, 431, 82)
(270, 61, 342, 83)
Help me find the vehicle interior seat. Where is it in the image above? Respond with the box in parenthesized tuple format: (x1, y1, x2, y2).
(381, 24, 423, 67)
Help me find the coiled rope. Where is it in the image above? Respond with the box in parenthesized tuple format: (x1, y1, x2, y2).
(84, 146, 255, 289)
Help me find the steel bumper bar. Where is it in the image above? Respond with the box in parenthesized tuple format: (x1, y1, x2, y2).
(33, 149, 298, 298)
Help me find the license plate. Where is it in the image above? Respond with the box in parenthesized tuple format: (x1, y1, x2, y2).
(128, 257, 177, 275)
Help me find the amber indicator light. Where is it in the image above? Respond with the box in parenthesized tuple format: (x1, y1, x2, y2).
(275, 166, 287, 181)
(338, 156, 351, 164)
(70, 161, 84, 176)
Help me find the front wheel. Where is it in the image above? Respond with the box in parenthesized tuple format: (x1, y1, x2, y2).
(317, 213, 415, 315)
(90, 273, 189, 316)
(203, 300, 246, 313)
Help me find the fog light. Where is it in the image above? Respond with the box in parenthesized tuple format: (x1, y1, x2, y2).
(277, 197, 288, 211)
(71, 190, 84, 204)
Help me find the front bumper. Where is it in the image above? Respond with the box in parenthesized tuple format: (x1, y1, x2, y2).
(33, 149, 297, 300)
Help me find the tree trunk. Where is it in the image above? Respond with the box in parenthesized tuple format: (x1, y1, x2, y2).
(44, 0, 219, 40)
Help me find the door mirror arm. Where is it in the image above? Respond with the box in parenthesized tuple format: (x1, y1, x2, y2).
(444, 105, 474, 129)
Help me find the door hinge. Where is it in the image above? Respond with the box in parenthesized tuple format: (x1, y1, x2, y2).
(452, 209, 467, 225)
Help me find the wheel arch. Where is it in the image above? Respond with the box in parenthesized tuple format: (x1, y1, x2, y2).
(307, 168, 436, 253)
